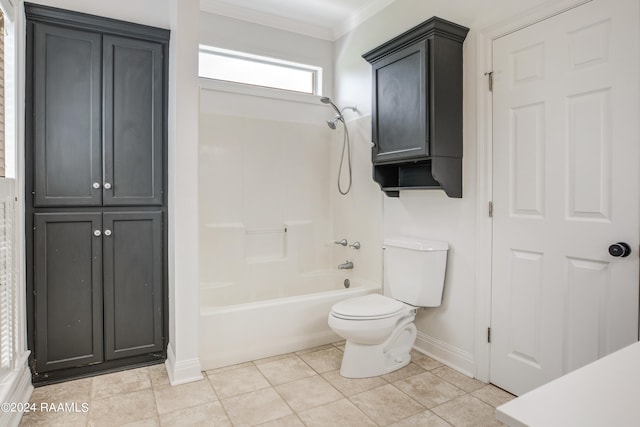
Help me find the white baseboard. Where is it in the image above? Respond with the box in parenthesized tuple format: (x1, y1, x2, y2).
(0, 352, 34, 427)
(165, 343, 204, 386)
(414, 331, 476, 378)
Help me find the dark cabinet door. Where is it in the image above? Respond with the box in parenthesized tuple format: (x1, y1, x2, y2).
(33, 24, 103, 207)
(34, 213, 103, 372)
(103, 36, 164, 206)
(103, 212, 163, 360)
(371, 40, 428, 164)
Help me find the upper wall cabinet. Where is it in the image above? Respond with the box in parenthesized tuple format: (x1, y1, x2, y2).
(363, 17, 469, 198)
(31, 13, 166, 207)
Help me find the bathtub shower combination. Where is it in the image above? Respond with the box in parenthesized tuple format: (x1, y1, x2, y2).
(199, 273, 378, 370)
(199, 97, 373, 371)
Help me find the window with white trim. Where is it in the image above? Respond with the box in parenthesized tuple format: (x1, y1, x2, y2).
(199, 45, 322, 95)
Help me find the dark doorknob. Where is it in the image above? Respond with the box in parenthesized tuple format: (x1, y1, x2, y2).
(609, 242, 632, 258)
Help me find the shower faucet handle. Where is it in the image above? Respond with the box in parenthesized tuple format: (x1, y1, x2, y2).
(349, 241, 361, 250)
(334, 239, 348, 246)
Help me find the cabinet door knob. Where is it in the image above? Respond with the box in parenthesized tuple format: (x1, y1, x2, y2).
(103, 182, 112, 190)
(93, 230, 101, 237)
(104, 229, 112, 236)
(92, 182, 101, 189)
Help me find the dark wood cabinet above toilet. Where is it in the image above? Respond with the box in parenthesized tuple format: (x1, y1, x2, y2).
(363, 17, 469, 198)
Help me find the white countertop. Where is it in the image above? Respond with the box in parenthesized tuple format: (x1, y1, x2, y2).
(496, 341, 640, 427)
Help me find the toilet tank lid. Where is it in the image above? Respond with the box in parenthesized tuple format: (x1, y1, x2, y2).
(383, 238, 448, 251)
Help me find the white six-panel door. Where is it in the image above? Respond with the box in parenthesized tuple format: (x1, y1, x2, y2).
(490, 0, 639, 396)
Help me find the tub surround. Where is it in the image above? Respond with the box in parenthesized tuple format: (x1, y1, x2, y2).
(198, 102, 334, 287)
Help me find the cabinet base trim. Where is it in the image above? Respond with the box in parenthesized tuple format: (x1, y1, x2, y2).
(31, 353, 166, 386)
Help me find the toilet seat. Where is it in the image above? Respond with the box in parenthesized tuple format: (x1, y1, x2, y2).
(330, 294, 407, 320)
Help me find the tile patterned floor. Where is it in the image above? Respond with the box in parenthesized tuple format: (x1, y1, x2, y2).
(20, 342, 514, 426)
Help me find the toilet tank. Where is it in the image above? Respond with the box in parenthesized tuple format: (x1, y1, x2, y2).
(383, 237, 449, 307)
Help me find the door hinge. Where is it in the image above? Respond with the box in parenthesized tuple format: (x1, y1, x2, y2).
(485, 71, 494, 92)
(488, 201, 493, 217)
(487, 327, 491, 343)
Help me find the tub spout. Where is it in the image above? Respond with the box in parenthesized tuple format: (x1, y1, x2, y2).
(338, 261, 353, 270)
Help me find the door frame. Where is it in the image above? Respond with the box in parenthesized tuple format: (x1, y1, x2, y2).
(473, 0, 594, 383)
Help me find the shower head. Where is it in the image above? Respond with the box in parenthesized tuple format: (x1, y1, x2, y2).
(320, 96, 342, 116)
(320, 97, 357, 130)
(326, 116, 340, 130)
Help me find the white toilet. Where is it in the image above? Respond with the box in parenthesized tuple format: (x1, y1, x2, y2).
(328, 237, 448, 378)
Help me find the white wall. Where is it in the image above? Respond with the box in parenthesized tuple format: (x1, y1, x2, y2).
(334, 0, 564, 375)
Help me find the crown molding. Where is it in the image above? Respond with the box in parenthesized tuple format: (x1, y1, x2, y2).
(200, 0, 397, 41)
(333, 0, 396, 40)
(200, 0, 334, 40)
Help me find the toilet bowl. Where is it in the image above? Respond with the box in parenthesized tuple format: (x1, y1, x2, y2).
(328, 237, 449, 378)
(328, 293, 417, 378)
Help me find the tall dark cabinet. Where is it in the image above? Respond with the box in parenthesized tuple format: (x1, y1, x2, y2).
(25, 3, 169, 383)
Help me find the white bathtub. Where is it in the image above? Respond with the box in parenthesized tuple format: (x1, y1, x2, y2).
(199, 274, 380, 370)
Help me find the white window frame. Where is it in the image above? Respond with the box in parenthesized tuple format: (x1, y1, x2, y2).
(198, 45, 323, 96)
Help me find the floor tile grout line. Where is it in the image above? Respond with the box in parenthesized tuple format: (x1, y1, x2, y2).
(267, 377, 308, 427)
(152, 375, 219, 421)
(252, 348, 380, 427)
(265, 351, 345, 425)
(146, 369, 161, 425)
(202, 374, 239, 427)
(346, 381, 427, 427)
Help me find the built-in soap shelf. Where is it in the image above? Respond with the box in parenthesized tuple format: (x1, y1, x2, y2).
(245, 226, 287, 263)
(204, 221, 313, 264)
